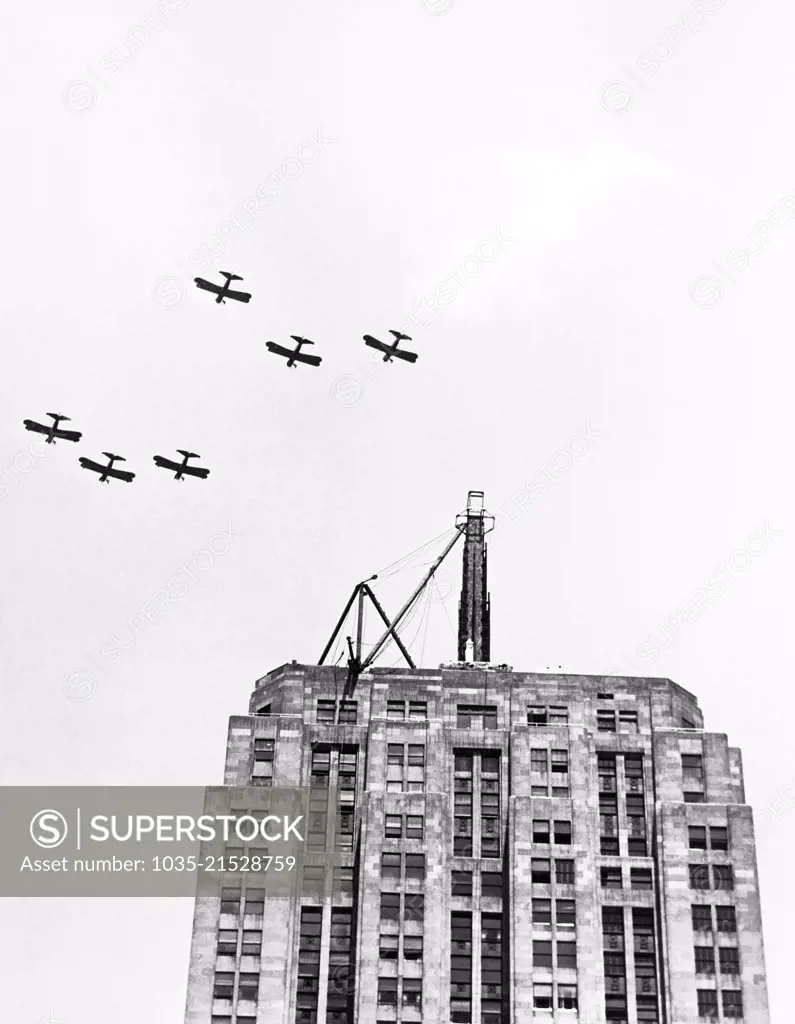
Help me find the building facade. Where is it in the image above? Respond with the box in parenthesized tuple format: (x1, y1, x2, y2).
(183, 494, 768, 1023)
(183, 663, 769, 1024)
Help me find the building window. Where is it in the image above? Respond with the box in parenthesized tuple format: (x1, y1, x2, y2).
(689, 826, 707, 849)
(237, 972, 259, 1001)
(404, 935, 423, 961)
(697, 989, 719, 1020)
(333, 865, 353, 894)
(213, 973, 234, 999)
(481, 871, 502, 899)
(719, 948, 740, 975)
(402, 979, 422, 1008)
(558, 983, 578, 1010)
(252, 738, 275, 784)
(452, 870, 473, 896)
(533, 898, 552, 925)
(217, 929, 237, 955)
(405, 853, 425, 880)
(338, 701, 358, 724)
(689, 864, 710, 890)
(722, 991, 744, 1018)
(220, 887, 241, 915)
(533, 819, 550, 843)
(597, 709, 616, 732)
(531, 749, 548, 775)
(242, 929, 262, 956)
(379, 934, 398, 960)
(551, 749, 569, 774)
(457, 705, 497, 730)
(556, 859, 575, 886)
(533, 982, 552, 1008)
(381, 852, 401, 879)
(682, 753, 705, 799)
(554, 820, 572, 845)
(631, 868, 653, 890)
(532, 858, 551, 884)
(380, 893, 400, 920)
(409, 700, 427, 720)
(716, 905, 737, 932)
(556, 899, 576, 928)
(386, 744, 404, 792)
(601, 867, 623, 889)
(310, 749, 331, 787)
(557, 941, 577, 969)
(317, 699, 336, 723)
(533, 940, 553, 969)
(406, 815, 424, 841)
(710, 826, 729, 851)
(692, 905, 712, 932)
(618, 709, 638, 732)
(713, 865, 734, 891)
(528, 704, 569, 727)
(386, 700, 405, 720)
(377, 978, 398, 1005)
(384, 814, 402, 839)
(694, 946, 715, 975)
(404, 894, 424, 922)
(407, 744, 426, 791)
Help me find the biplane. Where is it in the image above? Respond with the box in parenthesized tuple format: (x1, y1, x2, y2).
(363, 330, 418, 363)
(265, 336, 322, 368)
(193, 271, 252, 304)
(78, 452, 135, 484)
(22, 412, 82, 444)
(153, 450, 210, 481)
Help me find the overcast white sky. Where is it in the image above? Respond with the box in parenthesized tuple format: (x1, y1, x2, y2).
(1, 0, 793, 1020)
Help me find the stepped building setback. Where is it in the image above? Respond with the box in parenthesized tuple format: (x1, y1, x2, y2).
(184, 493, 769, 1024)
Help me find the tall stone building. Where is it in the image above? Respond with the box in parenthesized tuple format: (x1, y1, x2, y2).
(184, 494, 769, 1024)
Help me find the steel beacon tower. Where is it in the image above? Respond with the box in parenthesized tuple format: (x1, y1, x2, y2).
(184, 491, 769, 1024)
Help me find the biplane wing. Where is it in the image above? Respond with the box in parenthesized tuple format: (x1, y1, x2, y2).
(363, 335, 391, 354)
(107, 467, 136, 482)
(153, 456, 182, 473)
(391, 348, 418, 363)
(54, 428, 82, 442)
(182, 464, 210, 479)
(225, 288, 251, 303)
(194, 277, 222, 295)
(293, 351, 322, 367)
(23, 420, 50, 436)
(79, 457, 105, 474)
(266, 342, 294, 359)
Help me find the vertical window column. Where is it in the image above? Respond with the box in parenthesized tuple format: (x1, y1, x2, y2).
(633, 908, 659, 1022)
(602, 907, 627, 1022)
(296, 907, 323, 1024)
(454, 754, 474, 856)
(451, 912, 473, 1023)
(481, 913, 503, 1024)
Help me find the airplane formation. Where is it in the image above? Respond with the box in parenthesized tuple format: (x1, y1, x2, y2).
(21, 269, 421, 486)
(21, 414, 210, 486)
(193, 271, 421, 369)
